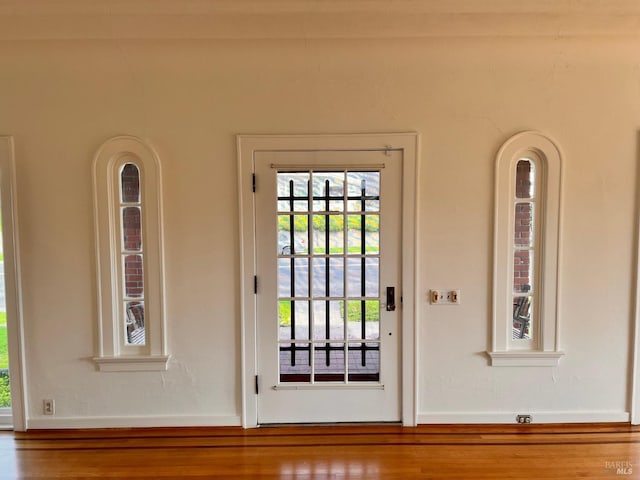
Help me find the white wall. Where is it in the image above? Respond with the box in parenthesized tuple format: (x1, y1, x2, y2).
(0, 4, 638, 427)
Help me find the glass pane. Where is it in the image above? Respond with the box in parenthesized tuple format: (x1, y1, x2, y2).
(329, 258, 344, 297)
(277, 216, 292, 255)
(278, 258, 310, 298)
(124, 301, 145, 345)
(346, 300, 380, 340)
(292, 215, 309, 254)
(311, 215, 327, 254)
(312, 258, 344, 298)
(366, 215, 379, 254)
(365, 300, 380, 340)
(121, 163, 140, 203)
(515, 159, 535, 199)
(279, 301, 310, 341)
(348, 343, 380, 381)
(514, 203, 534, 247)
(347, 215, 362, 254)
(346, 258, 379, 298)
(513, 295, 533, 340)
(346, 301, 362, 340)
(328, 215, 344, 254)
(293, 258, 309, 297)
(365, 257, 379, 297)
(123, 254, 144, 298)
(278, 258, 291, 297)
(122, 206, 142, 252)
(312, 214, 345, 254)
(294, 201, 308, 212)
(347, 171, 380, 212)
(0, 370, 10, 408)
(313, 172, 344, 212)
(313, 301, 344, 341)
(313, 301, 327, 340)
(312, 258, 327, 297)
(365, 198, 381, 213)
(513, 250, 533, 294)
(279, 343, 311, 382)
(346, 257, 363, 297)
(278, 300, 291, 332)
(314, 344, 345, 381)
(293, 301, 310, 340)
(347, 215, 379, 254)
(278, 173, 309, 213)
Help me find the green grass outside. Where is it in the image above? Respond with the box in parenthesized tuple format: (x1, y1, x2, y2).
(0, 326, 8, 369)
(279, 301, 292, 327)
(0, 375, 9, 408)
(279, 300, 379, 327)
(344, 300, 380, 322)
(0, 311, 7, 367)
(0, 310, 9, 408)
(278, 215, 379, 233)
(312, 246, 378, 254)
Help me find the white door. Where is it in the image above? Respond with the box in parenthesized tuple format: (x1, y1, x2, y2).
(254, 149, 402, 424)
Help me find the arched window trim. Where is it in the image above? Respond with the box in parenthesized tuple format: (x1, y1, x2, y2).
(488, 131, 564, 367)
(92, 136, 169, 371)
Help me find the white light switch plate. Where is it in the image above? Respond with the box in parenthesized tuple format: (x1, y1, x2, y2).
(430, 289, 461, 305)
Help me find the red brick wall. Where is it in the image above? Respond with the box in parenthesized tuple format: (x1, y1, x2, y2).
(513, 160, 533, 293)
(121, 164, 144, 300)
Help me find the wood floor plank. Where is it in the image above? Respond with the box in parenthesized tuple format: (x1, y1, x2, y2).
(1, 424, 638, 479)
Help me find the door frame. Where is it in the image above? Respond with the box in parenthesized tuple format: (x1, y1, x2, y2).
(0, 137, 27, 431)
(237, 133, 419, 428)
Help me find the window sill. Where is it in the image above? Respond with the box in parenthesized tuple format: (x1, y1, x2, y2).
(93, 355, 170, 372)
(487, 350, 564, 367)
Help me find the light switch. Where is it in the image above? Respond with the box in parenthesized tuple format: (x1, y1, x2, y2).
(449, 290, 460, 304)
(430, 289, 461, 305)
(430, 290, 440, 304)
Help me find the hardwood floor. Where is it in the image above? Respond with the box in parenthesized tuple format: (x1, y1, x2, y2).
(1, 423, 639, 479)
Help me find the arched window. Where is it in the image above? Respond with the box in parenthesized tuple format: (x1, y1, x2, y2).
(120, 163, 145, 346)
(488, 132, 564, 366)
(92, 136, 169, 371)
(512, 158, 537, 345)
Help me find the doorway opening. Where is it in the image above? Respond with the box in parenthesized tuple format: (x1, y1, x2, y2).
(0, 211, 9, 415)
(0, 136, 25, 431)
(238, 133, 418, 428)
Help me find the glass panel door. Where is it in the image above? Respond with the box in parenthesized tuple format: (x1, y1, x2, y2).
(255, 150, 402, 424)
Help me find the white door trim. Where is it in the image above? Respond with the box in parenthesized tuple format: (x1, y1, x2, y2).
(237, 133, 418, 428)
(632, 166, 640, 424)
(0, 137, 27, 431)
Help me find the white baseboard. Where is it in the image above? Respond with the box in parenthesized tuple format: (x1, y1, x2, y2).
(418, 411, 630, 424)
(22, 411, 630, 429)
(0, 413, 13, 430)
(26, 414, 242, 430)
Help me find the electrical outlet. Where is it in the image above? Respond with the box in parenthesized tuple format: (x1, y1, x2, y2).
(516, 414, 532, 424)
(43, 399, 55, 415)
